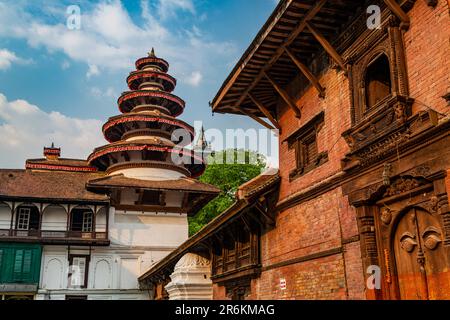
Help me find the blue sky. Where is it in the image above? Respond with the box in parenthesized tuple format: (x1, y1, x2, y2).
(0, 0, 279, 168)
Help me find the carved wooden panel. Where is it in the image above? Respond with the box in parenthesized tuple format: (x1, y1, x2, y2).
(393, 207, 450, 299)
(350, 170, 450, 300)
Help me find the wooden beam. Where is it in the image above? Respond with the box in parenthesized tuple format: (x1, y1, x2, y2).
(383, 0, 410, 29)
(284, 47, 325, 98)
(254, 202, 275, 227)
(248, 93, 281, 130)
(212, 0, 297, 110)
(305, 21, 347, 75)
(236, 107, 275, 130)
(263, 71, 302, 118)
(231, 0, 328, 110)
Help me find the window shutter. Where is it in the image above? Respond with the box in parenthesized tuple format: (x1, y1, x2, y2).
(14, 250, 23, 274)
(22, 250, 32, 274)
(306, 139, 318, 165)
(70, 257, 86, 287)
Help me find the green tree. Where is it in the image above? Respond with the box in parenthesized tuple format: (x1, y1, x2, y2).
(188, 149, 266, 236)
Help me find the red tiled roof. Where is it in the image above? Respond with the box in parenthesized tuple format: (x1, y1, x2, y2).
(87, 174, 220, 194)
(236, 168, 280, 199)
(0, 170, 108, 202)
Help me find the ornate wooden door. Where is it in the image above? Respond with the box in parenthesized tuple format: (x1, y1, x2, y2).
(393, 207, 450, 300)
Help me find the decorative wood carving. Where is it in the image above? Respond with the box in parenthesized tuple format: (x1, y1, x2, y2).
(341, 107, 443, 171)
(341, 12, 418, 172)
(384, 177, 423, 197)
(225, 277, 251, 300)
(351, 169, 450, 299)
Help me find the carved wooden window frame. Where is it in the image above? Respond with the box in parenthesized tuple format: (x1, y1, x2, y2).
(211, 228, 259, 279)
(347, 15, 410, 126)
(286, 111, 328, 181)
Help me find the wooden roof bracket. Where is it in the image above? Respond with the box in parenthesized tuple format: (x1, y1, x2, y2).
(283, 47, 326, 99)
(383, 0, 410, 30)
(230, 0, 327, 111)
(263, 71, 302, 118)
(305, 21, 348, 76)
(235, 107, 275, 130)
(247, 93, 281, 131)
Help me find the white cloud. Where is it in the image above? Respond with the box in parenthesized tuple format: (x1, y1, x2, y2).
(0, 93, 104, 168)
(91, 86, 117, 98)
(61, 60, 71, 70)
(184, 71, 203, 87)
(157, 0, 195, 20)
(86, 64, 100, 78)
(0, 0, 236, 84)
(0, 49, 31, 70)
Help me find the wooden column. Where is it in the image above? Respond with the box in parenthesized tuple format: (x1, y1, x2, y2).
(93, 205, 97, 238)
(247, 93, 281, 130)
(305, 22, 347, 75)
(263, 71, 302, 118)
(9, 202, 15, 235)
(284, 47, 325, 98)
(106, 204, 110, 239)
(39, 203, 44, 235)
(383, 0, 410, 29)
(67, 204, 71, 234)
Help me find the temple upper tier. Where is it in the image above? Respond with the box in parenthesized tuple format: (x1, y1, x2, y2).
(88, 50, 206, 181)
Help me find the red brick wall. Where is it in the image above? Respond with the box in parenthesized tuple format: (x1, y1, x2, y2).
(405, 0, 450, 116)
(212, 1, 449, 301)
(254, 188, 365, 300)
(278, 69, 352, 201)
(213, 283, 227, 300)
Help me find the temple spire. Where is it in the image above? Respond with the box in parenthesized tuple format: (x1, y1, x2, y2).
(149, 48, 156, 57)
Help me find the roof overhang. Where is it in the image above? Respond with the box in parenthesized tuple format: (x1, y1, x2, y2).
(137, 172, 280, 285)
(211, 0, 414, 120)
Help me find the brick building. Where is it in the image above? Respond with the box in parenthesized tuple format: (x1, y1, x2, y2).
(139, 0, 450, 300)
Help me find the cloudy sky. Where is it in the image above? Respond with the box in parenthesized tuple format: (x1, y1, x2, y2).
(0, 0, 279, 169)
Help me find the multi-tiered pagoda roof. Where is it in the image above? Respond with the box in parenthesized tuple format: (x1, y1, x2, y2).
(86, 50, 219, 215)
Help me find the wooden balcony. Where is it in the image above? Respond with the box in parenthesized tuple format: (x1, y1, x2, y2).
(0, 229, 109, 246)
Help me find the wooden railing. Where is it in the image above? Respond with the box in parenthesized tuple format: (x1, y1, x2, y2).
(0, 229, 107, 240)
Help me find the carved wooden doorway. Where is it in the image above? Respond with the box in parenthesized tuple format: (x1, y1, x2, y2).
(352, 171, 450, 300)
(393, 207, 450, 300)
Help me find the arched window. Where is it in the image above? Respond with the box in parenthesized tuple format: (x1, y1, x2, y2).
(15, 205, 40, 231)
(70, 208, 94, 232)
(365, 54, 392, 110)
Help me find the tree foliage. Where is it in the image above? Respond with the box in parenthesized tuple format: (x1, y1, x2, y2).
(188, 149, 266, 236)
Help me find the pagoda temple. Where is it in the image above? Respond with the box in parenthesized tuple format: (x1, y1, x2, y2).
(86, 49, 219, 215)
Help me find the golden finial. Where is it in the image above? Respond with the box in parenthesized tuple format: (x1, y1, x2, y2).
(148, 48, 156, 57)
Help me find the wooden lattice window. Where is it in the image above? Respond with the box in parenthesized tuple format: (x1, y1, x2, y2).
(286, 111, 328, 181)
